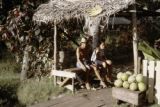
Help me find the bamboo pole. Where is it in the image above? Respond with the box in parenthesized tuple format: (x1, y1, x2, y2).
(132, 4, 138, 74)
(54, 20, 57, 70)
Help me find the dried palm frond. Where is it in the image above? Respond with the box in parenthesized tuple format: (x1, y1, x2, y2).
(33, 0, 135, 24)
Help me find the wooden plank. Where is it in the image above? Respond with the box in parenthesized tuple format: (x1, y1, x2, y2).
(59, 78, 70, 87)
(65, 68, 83, 73)
(57, 81, 74, 91)
(137, 57, 141, 74)
(112, 87, 143, 105)
(54, 75, 57, 86)
(51, 70, 76, 78)
(148, 60, 155, 103)
(53, 21, 57, 70)
(155, 61, 160, 104)
(72, 78, 75, 94)
(143, 60, 148, 86)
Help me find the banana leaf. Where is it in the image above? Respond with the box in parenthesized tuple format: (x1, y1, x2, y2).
(138, 41, 160, 60)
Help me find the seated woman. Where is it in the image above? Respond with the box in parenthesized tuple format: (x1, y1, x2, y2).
(91, 40, 112, 86)
(76, 38, 91, 90)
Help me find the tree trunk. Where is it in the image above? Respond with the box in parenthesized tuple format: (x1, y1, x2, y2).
(132, 5, 138, 74)
(84, 16, 101, 49)
(21, 45, 29, 81)
(53, 21, 57, 70)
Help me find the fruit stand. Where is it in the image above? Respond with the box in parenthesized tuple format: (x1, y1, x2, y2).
(112, 87, 145, 106)
(112, 71, 147, 106)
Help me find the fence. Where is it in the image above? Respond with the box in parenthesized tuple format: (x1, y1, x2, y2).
(143, 60, 160, 104)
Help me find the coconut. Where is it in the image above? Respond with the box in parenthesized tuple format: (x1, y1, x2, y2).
(123, 81, 130, 89)
(121, 73, 129, 81)
(136, 74, 144, 83)
(138, 82, 146, 92)
(114, 79, 123, 88)
(126, 71, 132, 76)
(130, 82, 138, 91)
(128, 76, 136, 83)
(117, 72, 123, 79)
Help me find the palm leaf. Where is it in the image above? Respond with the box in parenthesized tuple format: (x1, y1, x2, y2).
(138, 41, 160, 60)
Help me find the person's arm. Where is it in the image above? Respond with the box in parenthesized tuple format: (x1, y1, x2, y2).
(95, 48, 99, 54)
(76, 48, 86, 71)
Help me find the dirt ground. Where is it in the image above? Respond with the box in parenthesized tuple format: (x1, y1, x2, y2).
(30, 88, 119, 107)
(30, 88, 160, 107)
(30, 64, 135, 107)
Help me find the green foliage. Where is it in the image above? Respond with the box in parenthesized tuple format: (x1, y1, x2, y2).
(0, 58, 66, 106)
(17, 77, 65, 106)
(0, 60, 21, 107)
(138, 41, 160, 60)
(1, 0, 83, 77)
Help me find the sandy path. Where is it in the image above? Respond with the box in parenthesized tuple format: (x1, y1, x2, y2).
(30, 88, 117, 107)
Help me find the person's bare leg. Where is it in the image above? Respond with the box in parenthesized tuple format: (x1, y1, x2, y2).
(106, 60, 112, 82)
(85, 70, 91, 90)
(91, 65, 107, 88)
(102, 62, 110, 83)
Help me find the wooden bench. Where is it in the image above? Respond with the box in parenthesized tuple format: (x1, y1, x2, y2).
(51, 68, 83, 93)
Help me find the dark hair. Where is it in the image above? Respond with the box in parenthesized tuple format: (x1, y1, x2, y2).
(97, 39, 105, 47)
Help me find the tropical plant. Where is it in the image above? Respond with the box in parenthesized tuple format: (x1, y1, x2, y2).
(1, 1, 56, 80)
(1, 0, 83, 79)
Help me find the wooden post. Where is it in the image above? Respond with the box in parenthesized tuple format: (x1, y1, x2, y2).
(54, 20, 57, 70)
(0, 0, 2, 8)
(21, 45, 30, 81)
(155, 61, 160, 104)
(72, 78, 74, 94)
(148, 61, 155, 103)
(53, 20, 57, 85)
(132, 4, 138, 74)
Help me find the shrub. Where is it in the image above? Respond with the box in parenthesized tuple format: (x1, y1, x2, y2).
(0, 60, 21, 107)
(17, 77, 65, 106)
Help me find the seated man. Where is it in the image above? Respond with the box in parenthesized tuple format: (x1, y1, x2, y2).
(91, 40, 112, 85)
(76, 38, 91, 90)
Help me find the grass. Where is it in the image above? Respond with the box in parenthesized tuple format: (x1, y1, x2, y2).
(0, 56, 67, 107)
(0, 59, 21, 107)
(17, 77, 66, 106)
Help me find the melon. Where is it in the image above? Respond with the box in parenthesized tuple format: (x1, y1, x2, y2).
(121, 73, 129, 81)
(114, 79, 123, 88)
(123, 81, 130, 89)
(132, 74, 137, 77)
(138, 82, 146, 92)
(136, 74, 144, 83)
(126, 71, 132, 76)
(130, 82, 138, 91)
(117, 72, 123, 79)
(128, 76, 136, 83)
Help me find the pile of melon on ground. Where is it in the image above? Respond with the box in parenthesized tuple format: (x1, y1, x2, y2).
(114, 71, 146, 92)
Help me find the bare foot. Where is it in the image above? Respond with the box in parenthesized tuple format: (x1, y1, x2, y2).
(100, 81, 107, 88)
(85, 83, 91, 90)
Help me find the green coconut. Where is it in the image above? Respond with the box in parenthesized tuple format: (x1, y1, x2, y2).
(138, 82, 146, 92)
(128, 76, 136, 83)
(126, 71, 133, 76)
(123, 81, 130, 89)
(114, 79, 123, 88)
(136, 74, 144, 83)
(117, 72, 123, 79)
(121, 73, 129, 81)
(130, 82, 138, 91)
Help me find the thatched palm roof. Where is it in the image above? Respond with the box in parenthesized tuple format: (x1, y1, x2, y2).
(33, 0, 135, 24)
